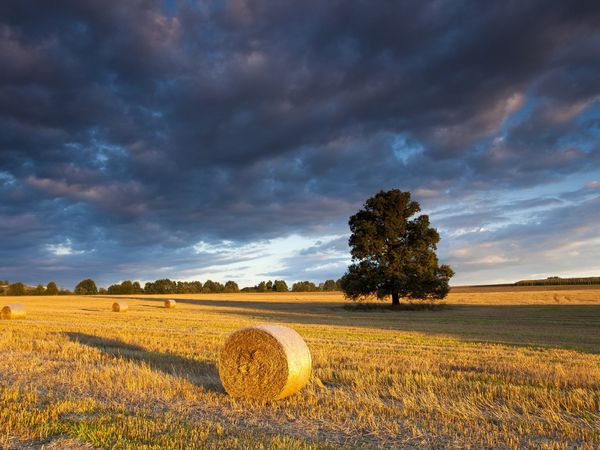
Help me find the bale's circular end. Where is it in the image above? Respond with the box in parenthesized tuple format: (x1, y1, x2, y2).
(1, 304, 26, 320)
(164, 299, 176, 308)
(112, 302, 128, 312)
(218, 324, 311, 400)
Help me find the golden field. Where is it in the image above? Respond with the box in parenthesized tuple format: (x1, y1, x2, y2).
(1, 288, 599, 449)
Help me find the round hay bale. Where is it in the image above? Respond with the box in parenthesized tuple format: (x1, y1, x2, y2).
(164, 299, 176, 309)
(219, 324, 311, 400)
(1, 304, 26, 320)
(112, 302, 128, 312)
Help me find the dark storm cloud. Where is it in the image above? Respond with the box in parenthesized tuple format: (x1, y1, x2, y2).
(1, 0, 600, 286)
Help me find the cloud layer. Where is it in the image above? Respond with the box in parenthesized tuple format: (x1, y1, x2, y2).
(1, 0, 599, 287)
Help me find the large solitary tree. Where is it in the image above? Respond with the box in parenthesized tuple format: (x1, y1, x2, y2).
(340, 189, 454, 305)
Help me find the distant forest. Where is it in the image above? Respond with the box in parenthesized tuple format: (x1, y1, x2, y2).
(0, 278, 343, 296)
(515, 276, 600, 286)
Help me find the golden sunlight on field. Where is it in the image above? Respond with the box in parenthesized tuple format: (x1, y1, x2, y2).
(1, 288, 599, 448)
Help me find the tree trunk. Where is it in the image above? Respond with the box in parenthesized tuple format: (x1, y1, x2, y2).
(391, 291, 400, 306)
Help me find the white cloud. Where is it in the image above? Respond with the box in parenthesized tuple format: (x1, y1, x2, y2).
(46, 239, 85, 256)
(193, 240, 235, 254)
(450, 227, 489, 237)
(187, 235, 347, 286)
(476, 255, 517, 265)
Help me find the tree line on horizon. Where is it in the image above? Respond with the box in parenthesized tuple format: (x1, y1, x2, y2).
(515, 276, 600, 286)
(0, 280, 64, 296)
(0, 277, 343, 296)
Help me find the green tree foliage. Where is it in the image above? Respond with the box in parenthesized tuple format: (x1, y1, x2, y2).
(144, 279, 176, 294)
(32, 284, 46, 295)
(272, 280, 289, 292)
(243, 280, 290, 292)
(224, 281, 240, 293)
(143, 279, 203, 294)
(111, 280, 131, 295)
(120, 280, 134, 294)
(107, 283, 120, 294)
(8, 282, 26, 296)
(74, 279, 98, 295)
(177, 281, 203, 294)
(46, 281, 59, 295)
(340, 189, 454, 305)
(108, 280, 137, 295)
(515, 276, 600, 286)
(292, 281, 319, 292)
(202, 280, 225, 293)
(242, 281, 270, 292)
(132, 281, 144, 294)
(321, 279, 339, 291)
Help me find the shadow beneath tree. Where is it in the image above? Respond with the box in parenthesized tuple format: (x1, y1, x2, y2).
(64, 332, 223, 393)
(344, 302, 448, 311)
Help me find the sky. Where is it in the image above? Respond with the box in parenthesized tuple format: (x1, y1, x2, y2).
(1, 0, 600, 289)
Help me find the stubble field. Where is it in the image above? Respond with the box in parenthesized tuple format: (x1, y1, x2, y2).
(1, 287, 599, 449)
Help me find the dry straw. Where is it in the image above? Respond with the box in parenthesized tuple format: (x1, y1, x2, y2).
(1, 304, 26, 320)
(219, 324, 311, 400)
(112, 302, 128, 312)
(164, 299, 176, 308)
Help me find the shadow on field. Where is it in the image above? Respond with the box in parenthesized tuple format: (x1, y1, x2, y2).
(92, 296, 600, 353)
(95, 295, 348, 324)
(344, 302, 447, 311)
(64, 332, 223, 393)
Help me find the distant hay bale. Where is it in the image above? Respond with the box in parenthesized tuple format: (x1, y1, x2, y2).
(219, 324, 311, 400)
(164, 299, 176, 309)
(1, 304, 26, 320)
(112, 302, 128, 312)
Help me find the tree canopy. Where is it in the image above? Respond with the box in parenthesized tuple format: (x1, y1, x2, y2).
(292, 281, 319, 292)
(340, 189, 454, 305)
(272, 280, 289, 292)
(32, 284, 45, 295)
(7, 282, 25, 296)
(46, 281, 59, 295)
(321, 279, 341, 291)
(74, 278, 98, 295)
(224, 281, 240, 292)
(108, 280, 144, 295)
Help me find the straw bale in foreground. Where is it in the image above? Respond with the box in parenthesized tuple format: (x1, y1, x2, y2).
(219, 324, 311, 400)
